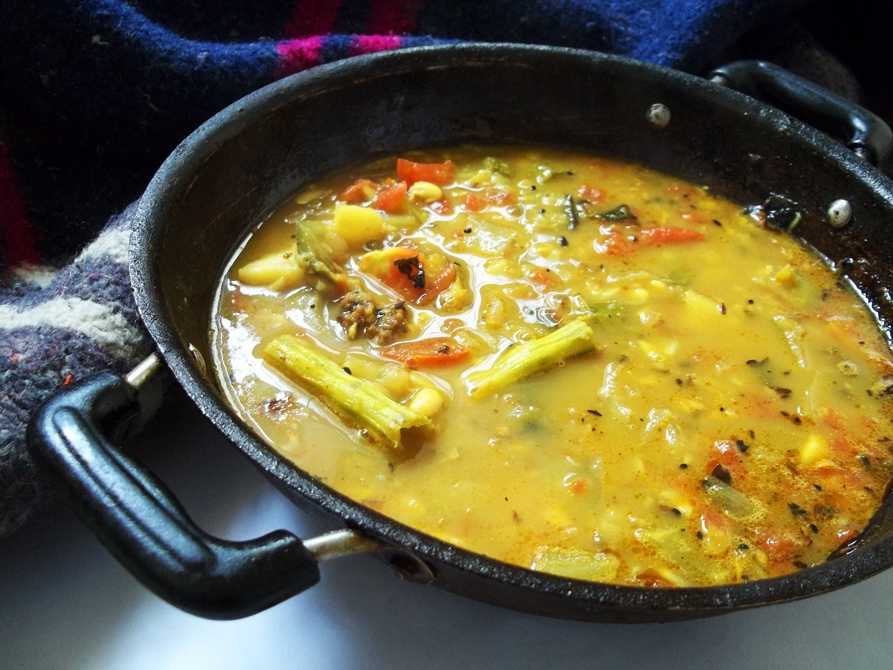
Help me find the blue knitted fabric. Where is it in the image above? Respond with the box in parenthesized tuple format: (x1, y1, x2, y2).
(0, 0, 826, 537)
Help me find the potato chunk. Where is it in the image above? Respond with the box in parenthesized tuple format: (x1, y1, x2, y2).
(333, 204, 386, 248)
(237, 251, 304, 291)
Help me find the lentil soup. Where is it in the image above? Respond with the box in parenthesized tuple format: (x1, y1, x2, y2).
(213, 146, 893, 587)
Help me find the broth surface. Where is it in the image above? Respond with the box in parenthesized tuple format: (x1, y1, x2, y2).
(214, 146, 893, 587)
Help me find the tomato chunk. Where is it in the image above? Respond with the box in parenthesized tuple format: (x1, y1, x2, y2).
(464, 193, 487, 211)
(359, 245, 458, 304)
(753, 530, 802, 564)
(419, 263, 457, 304)
(396, 158, 455, 185)
(705, 439, 747, 482)
(529, 267, 559, 287)
(464, 189, 516, 212)
(638, 227, 705, 245)
(577, 184, 603, 203)
(340, 178, 376, 203)
(568, 479, 588, 495)
(598, 232, 633, 255)
(380, 337, 471, 368)
(372, 180, 407, 213)
(680, 210, 708, 225)
(599, 227, 704, 255)
(358, 247, 426, 300)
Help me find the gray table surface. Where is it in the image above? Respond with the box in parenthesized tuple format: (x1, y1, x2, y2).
(3, 391, 891, 670)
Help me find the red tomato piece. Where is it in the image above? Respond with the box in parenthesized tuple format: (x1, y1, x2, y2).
(596, 232, 634, 255)
(699, 508, 730, 534)
(396, 158, 455, 185)
(529, 267, 559, 287)
(371, 180, 407, 213)
(379, 337, 471, 369)
(680, 210, 708, 225)
(577, 184, 604, 203)
(419, 263, 457, 304)
(361, 247, 427, 301)
(463, 189, 515, 212)
(753, 530, 802, 563)
(637, 227, 705, 246)
(705, 439, 746, 482)
(568, 479, 588, 495)
(384, 253, 427, 301)
(340, 178, 376, 203)
(464, 193, 487, 211)
(487, 189, 516, 206)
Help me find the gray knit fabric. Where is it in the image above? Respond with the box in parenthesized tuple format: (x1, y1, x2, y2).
(0, 205, 152, 536)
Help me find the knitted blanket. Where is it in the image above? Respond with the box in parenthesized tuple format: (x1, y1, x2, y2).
(0, 0, 859, 538)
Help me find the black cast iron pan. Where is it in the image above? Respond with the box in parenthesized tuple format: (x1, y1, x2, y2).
(26, 45, 893, 622)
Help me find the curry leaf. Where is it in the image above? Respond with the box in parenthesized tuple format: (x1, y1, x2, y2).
(595, 204, 637, 222)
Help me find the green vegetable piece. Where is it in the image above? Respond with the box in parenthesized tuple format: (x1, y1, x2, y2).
(465, 318, 595, 398)
(595, 204, 637, 222)
(702, 476, 764, 521)
(588, 302, 623, 322)
(530, 546, 620, 581)
(408, 202, 430, 226)
(295, 222, 344, 287)
(634, 528, 697, 585)
(482, 156, 511, 176)
(264, 335, 431, 447)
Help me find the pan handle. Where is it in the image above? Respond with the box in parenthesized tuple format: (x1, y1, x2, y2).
(27, 367, 320, 619)
(709, 60, 893, 167)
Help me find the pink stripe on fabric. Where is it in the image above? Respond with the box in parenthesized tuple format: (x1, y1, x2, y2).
(0, 143, 39, 266)
(276, 36, 324, 77)
(351, 34, 402, 55)
(283, 0, 341, 38)
(368, 0, 425, 35)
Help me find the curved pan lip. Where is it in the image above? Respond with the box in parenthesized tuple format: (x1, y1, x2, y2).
(130, 43, 893, 616)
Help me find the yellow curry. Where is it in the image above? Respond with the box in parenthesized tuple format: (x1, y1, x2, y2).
(213, 146, 893, 587)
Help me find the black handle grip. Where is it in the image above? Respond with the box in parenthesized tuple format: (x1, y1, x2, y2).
(709, 60, 893, 167)
(27, 372, 319, 619)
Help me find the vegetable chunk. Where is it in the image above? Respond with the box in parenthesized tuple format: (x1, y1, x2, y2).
(333, 204, 387, 248)
(531, 546, 620, 581)
(380, 337, 471, 369)
(465, 319, 595, 397)
(372, 181, 408, 213)
(237, 250, 304, 291)
(396, 158, 455, 185)
(264, 335, 431, 447)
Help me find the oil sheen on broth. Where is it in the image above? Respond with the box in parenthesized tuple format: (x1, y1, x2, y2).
(213, 146, 893, 587)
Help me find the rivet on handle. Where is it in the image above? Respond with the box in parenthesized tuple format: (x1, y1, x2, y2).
(646, 103, 671, 128)
(827, 199, 853, 228)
